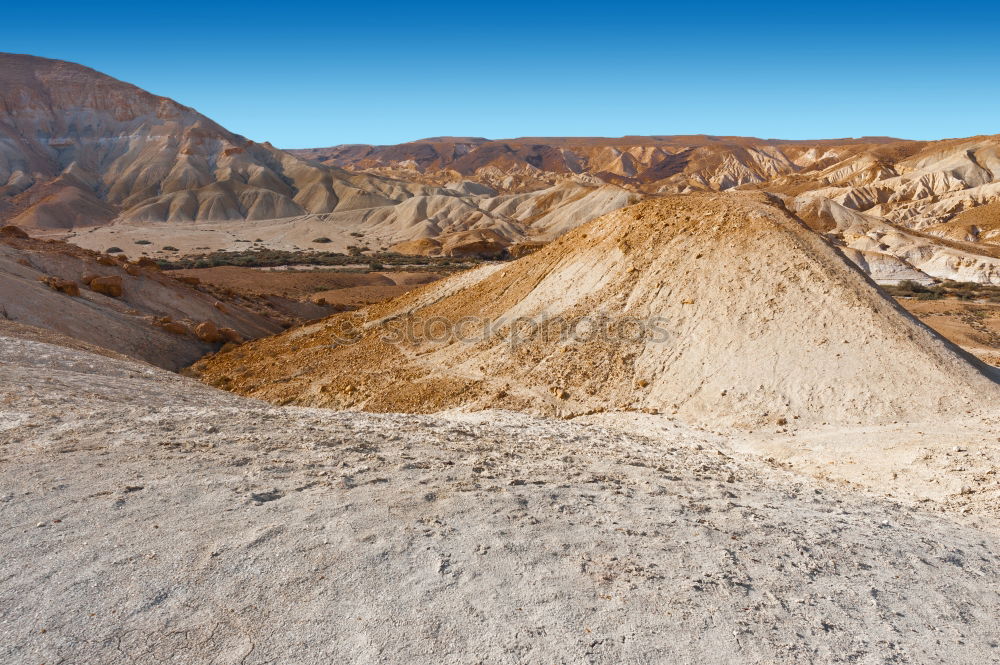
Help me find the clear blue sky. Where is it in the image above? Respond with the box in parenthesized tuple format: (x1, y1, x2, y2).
(6, 1, 999, 147)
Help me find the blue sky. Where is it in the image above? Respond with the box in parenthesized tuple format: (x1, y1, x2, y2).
(6, 1, 999, 147)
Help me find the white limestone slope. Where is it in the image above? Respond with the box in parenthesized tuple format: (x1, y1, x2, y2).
(4, 330, 1000, 663)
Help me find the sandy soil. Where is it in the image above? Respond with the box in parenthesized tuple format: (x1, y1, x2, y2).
(897, 298, 1000, 366)
(5, 333, 1000, 663)
(63, 218, 379, 256)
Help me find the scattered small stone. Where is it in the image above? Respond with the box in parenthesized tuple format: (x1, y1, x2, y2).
(250, 490, 284, 504)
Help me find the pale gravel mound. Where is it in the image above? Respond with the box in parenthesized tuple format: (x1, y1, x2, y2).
(4, 335, 1000, 663)
(196, 193, 1000, 427)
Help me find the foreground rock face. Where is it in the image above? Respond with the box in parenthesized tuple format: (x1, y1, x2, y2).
(196, 193, 1000, 427)
(3, 333, 1000, 663)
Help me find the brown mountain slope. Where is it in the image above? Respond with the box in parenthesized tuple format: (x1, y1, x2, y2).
(0, 54, 448, 231)
(194, 193, 1000, 427)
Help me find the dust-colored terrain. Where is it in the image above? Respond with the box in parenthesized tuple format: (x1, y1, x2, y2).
(5, 333, 1000, 664)
(8, 50, 1000, 665)
(897, 298, 1000, 366)
(5, 177, 1000, 665)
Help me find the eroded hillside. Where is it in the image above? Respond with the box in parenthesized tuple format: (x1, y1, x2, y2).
(193, 194, 1000, 427)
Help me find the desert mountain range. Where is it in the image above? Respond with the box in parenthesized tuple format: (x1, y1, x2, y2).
(0, 54, 458, 229)
(2, 53, 1000, 284)
(292, 135, 911, 192)
(0, 54, 631, 258)
(296, 135, 1000, 283)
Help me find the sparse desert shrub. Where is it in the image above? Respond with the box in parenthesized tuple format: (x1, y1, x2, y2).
(312, 237, 332, 244)
(368, 261, 384, 271)
(106, 246, 124, 254)
(0, 225, 29, 238)
(883, 278, 1000, 301)
(884, 280, 936, 298)
(135, 239, 152, 245)
(897, 280, 929, 294)
(350, 232, 364, 237)
(152, 247, 490, 271)
(163, 246, 179, 251)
